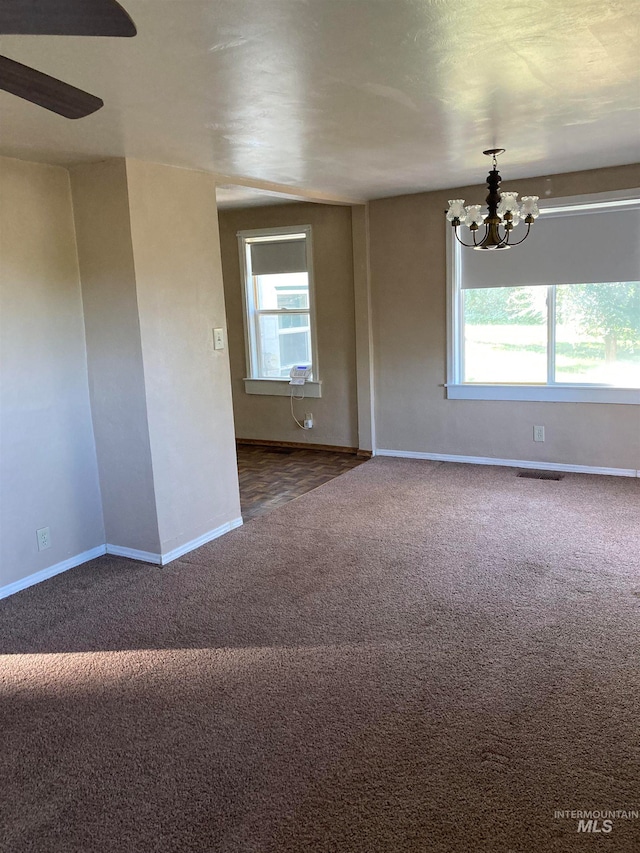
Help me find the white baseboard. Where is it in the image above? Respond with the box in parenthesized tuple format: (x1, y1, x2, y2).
(105, 544, 162, 564)
(375, 449, 639, 478)
(0, 545, 107, 601)
(106, 517, 244, 566)
(159, 517, 244, 565)
(0, 517, 244, 601)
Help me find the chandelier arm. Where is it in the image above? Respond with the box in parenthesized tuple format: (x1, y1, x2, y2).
(452, 227, 479, 249)
(473, 224, 491, 247)
(505, 222, 532, 246)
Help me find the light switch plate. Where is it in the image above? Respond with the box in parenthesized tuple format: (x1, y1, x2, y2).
(213, 328, 224, 350)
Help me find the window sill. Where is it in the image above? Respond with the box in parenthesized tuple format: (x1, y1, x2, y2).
(446, 384, 640, 405)
(243, 378, 323, 398)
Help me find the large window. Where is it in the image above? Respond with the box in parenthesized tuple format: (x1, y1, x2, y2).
(238, 226, 318, 382)
(448, 191, 640, 404)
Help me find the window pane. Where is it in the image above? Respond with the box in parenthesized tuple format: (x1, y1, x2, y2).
(555, 282, 640, 386)
(279, 331, 311, 373)
(279, 313, 308, 330)
(258, 314, 311, 378)
(463, 286, 547, 383)
(255, 272, 309, 310)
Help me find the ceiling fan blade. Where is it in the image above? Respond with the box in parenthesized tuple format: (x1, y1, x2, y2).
(0, 0, 136, 37)
(0, 55, 103, 118)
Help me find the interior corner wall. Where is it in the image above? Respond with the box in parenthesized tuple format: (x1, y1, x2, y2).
(369, 163, 640, 470)
(218, 203, 359, 449)
(0, 156, 104, 589)
(124, 159, 241, 554)
(70, 159, 161, 554)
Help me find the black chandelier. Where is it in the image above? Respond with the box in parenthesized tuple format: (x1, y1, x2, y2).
(446, 149, 540, 250)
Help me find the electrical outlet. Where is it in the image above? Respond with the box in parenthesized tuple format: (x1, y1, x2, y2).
(213, 328, 224, 350)
(36, 527, 51, 551)
(533, 425, 545, 442)
(304, 412, 314, 429)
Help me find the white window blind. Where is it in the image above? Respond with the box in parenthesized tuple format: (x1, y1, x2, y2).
(461, 203, 640, 289)
(249, 237, 307, 276)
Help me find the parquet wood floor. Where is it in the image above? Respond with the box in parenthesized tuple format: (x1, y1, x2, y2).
(236, 443, 368, 521)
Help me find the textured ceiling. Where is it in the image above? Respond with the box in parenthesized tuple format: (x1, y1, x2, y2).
(215, 184, 292, 209)
(1, 0, 639, 202)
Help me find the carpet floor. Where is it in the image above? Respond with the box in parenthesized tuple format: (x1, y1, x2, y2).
(1, 459, 639, 852)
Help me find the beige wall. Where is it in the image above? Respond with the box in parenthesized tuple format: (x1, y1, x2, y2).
(369, 164, 640, 470)
(72, 158, 242, 558)
(125, 160, 241, 552)
(0, 157, 104, 588)
(71, 159, 161, 553)
(219, 203, 359, 448)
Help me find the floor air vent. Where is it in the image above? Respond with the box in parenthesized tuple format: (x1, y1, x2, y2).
(517, 470, 564, 481)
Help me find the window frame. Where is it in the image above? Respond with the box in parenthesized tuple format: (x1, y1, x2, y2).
(446, 189, 640, 405)
(237, 225, 321, 396)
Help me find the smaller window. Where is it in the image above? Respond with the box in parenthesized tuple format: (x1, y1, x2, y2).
(238, 226, 318, 381)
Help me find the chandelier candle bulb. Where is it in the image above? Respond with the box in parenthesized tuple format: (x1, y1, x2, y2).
(446, 199, 467, 223)
(497, 192, 521, 227)
(464, 205, 484, 228)
(521, 196, 541, 218)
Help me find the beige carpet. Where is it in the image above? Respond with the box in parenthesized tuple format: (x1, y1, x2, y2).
(1, 459, 639, 852)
